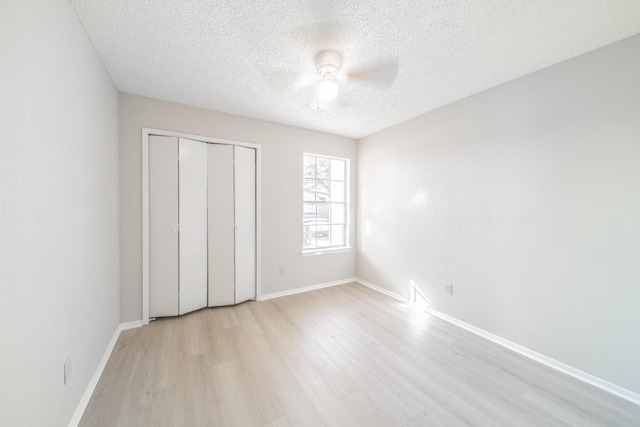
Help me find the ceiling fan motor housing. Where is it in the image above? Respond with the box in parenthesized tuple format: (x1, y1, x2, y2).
(316, 50, 343, 81)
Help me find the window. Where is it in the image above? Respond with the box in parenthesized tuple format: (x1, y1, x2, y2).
(303, 154, 349, 253)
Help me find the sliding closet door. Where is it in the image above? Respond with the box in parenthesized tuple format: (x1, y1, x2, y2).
(234, 146, 256, 303)
(149, 135, 179, 317)
(178, 138, 208, 314)
(207, 144, 235, 306)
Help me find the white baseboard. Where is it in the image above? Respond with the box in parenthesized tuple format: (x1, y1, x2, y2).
(120, 320, 144, 331)
(355, 278, 410, 304)
(70, 277, 359, 425)
(68, 320, 143, 426)
(70, 279, 640, 420)
(354, 277, 640, 407)
(259, 277, 357, 301)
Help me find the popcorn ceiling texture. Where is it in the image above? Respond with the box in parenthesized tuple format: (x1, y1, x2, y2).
(70, 0, 640, 138)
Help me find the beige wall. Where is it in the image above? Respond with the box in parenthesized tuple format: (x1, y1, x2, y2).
(357, 35, 640, 393)
(0, 0, 120, 425)
(119, 93, 357, 322)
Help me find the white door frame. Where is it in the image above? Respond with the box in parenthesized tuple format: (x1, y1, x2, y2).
(142, 128, 262, 325)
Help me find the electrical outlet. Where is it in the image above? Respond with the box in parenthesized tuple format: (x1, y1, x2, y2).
(445, 284, 453, 295)
(64, 358, 71, 385)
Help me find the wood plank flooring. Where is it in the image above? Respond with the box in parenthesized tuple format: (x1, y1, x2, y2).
(80, 283, 640, 426)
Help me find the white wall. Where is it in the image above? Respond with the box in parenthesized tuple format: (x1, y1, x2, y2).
(0, 1, 120, 425)
(357, 35, 640, 394)
(119, 93, 356, 322)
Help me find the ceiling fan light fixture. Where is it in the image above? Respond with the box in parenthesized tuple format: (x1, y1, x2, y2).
(315, 50, 343, 102)
(318, 77, 339, 101)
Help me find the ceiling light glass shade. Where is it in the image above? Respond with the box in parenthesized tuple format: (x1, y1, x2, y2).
(318, 78, 339, 101)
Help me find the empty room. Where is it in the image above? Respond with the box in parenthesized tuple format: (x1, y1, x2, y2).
(2, 0, 640, 426)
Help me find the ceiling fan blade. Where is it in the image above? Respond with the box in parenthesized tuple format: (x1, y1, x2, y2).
(334, 91, 351, 109)
(299, 0, 343, 45)
(293, 72, 317, 89)
(261, 68, 316, 93)
(289, 21, 347, 51)
(347, 58, 399, 89)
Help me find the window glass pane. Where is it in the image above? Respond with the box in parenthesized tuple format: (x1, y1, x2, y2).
(331, 225, 344, 246)
(303, 202, 317, 217)
(316, 180, 330, 201)
(316, 203, 330, 222)
(303, 226, 316, 249)
(330, 204, 345, 225)
(331, 159, 345, 181)
(304, 156, 315, 178)
(330, 181, 344, 203)
(303, 179, 316, 201)
(316, 226, 331, 247)
(316, 157, 330, 179)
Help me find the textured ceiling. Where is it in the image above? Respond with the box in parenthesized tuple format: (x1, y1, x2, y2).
(70, 0, 640, 139)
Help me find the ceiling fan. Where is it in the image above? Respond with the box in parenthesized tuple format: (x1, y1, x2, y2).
(308, 48, 399, 109)
(261, 19, 399, 108)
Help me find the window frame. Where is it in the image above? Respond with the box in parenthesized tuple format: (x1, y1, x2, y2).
(301, 152, 351, 256)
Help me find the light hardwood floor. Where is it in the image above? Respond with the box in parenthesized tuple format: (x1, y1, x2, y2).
(80, 283, 640, 426)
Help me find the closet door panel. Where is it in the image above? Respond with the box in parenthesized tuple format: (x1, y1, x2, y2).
(234, 146, 256, 303)
(149, 135, 179, 317)
(207, 144, 235, 306)
(178, 138, 209, 314)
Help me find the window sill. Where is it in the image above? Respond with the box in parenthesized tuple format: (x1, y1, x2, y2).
(301, 246, 352, 257)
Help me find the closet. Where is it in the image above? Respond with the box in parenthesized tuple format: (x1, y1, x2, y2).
(148, 135, 256, 317)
